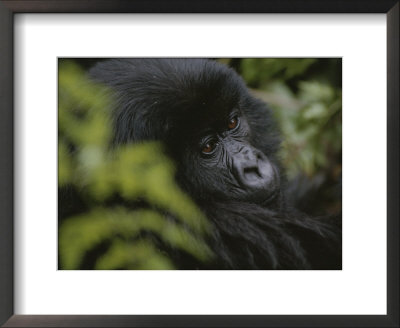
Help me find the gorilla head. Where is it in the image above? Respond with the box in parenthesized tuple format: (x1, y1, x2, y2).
(89, 59, 341, 270)
(91, 59, 281, 204)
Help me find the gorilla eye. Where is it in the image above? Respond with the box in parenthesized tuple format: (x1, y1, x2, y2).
(228, 116, 239, 130)
(202, 140, 216, 154)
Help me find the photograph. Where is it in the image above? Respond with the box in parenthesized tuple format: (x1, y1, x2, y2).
(1, 0, 397, 325)
(58, 58, 342, 270)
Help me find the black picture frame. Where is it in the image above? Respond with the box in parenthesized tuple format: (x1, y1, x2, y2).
(0, 1, 398, 327)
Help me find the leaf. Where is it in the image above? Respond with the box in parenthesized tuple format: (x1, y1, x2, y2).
(95, 240, 174, 270)
(59, 208, 213, 270)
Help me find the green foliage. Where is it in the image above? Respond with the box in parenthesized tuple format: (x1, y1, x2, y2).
(58, 61, 212, 270)
(241, 58, 317, 86)
(60, 208, 211, 270)
(239, 58, 342, 178)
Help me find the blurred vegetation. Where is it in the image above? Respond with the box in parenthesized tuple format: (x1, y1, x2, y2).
(220, 58, 342, 180)
(58, 61, 212, 270)
(227, 58, 342, 215)
(231, 58, 342, 215)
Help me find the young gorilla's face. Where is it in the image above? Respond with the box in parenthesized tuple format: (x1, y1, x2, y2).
(170, 90, 281, 206)
(90, 58, 281, 206)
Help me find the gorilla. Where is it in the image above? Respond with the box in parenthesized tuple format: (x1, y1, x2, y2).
(89, 58, 341, 270)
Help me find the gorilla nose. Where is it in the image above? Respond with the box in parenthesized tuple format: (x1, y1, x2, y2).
(243, 166, 262, 182)
(233, 151, 276, 190)
(242, 161, 275, 189)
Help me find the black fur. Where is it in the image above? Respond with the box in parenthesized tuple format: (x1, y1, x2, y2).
(89, 58, 341, 270)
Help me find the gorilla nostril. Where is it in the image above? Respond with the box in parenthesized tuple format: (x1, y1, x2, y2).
(243, 166, 262, 181)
